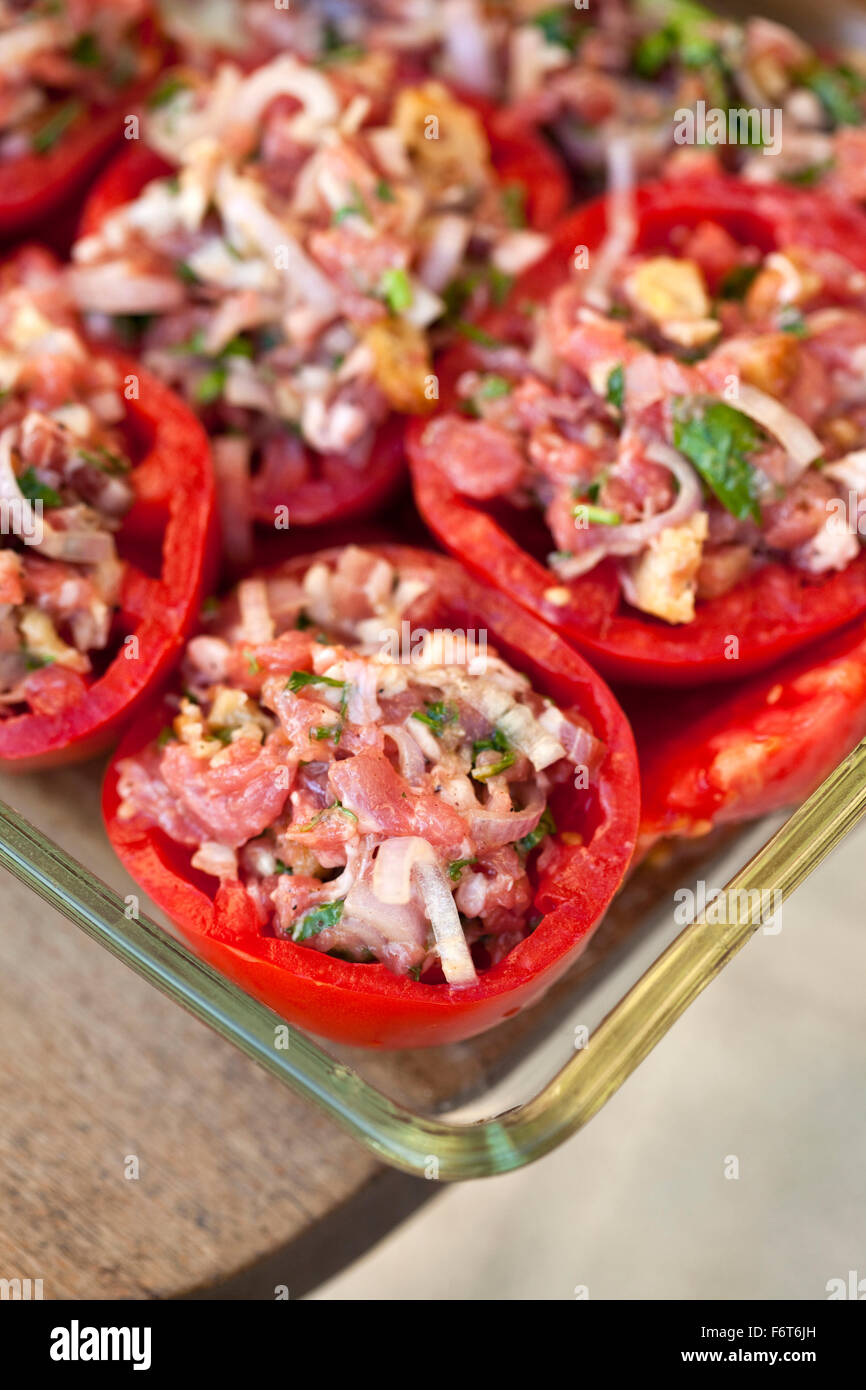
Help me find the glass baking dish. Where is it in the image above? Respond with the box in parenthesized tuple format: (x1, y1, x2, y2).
(2, 732, 864, 1181)
(3, 0, 866, 1181)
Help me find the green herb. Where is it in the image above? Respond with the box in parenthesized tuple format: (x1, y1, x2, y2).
(516, 806, 557, 855)
(375, 179, 396, 202)
(488, 267, 514, 307)
(286, 670, 346, 692)
(447, 858, 477, 882)
(411, 701, 457, 734)
(804, 64, 865, 128)
(175, 260, 201, 286)
(245, 652, 261, 676)
(23, 652, 55, 671)
(479, 374, 513, 401)
(111, 313, 153, 346)
(779, 308, 809, 338)
(292, 899, 345, 941)
(273, 859, 293, 875)
(673, 398, 763, 523)
(222, 335, 255, 359)
(718, 263, 760, 301)
(380, 267, 413, 314)
(471, 751, 517, 781)
(472, 728, 508, 757)
(408, 963, 423, 981)
(532, 6, 584, 54)
(157, 725, 176, 748)
(70, 31, 101, 66)
(194, 366, 226, 405)
(296, 802, 358, 833)
(17, 468, 62, 507)
(312, 724, 339, 741)
(333, 198, 369, 224)
(633, 28, 675, 78)
(455, 321, 504, 349)
(606, 363, 625, 413)
(573, 503, 622, 526)
(148, 75, 190, 109)
(501, 182, 527, 229)
(780, 161, 834, 188)
(32, 99, 83, 154)
(295, 611, 312, 631)
(78, 445, 129, 476)
(319, 21, 365, 64)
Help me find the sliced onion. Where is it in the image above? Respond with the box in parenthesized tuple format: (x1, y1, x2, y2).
(441, 0, 497, 97)
(538, 707, 604, 776)
(414, 861, 478, 986)
(441, 672, 566, 771)
(466, 786, 546, 854)
(492, 230, 550, 277)
(237, 577, 274, 645)
(419, 214, 473, 293)
(382, 726, 426, 784)
(373, 836, 436, 905)
(583, 134, 638, 309)
(66, 262, 186, 315)
(213, 436, 253, 569)
(735, 383, 822, 479)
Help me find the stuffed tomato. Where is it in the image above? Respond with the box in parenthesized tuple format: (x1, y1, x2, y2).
(408, 177, 866, 685)
(70, 49, 566, 557)
(0, 247, 216, 769)
(629, 614, 866, 859)
(0, 1, 162, 239)
(103, 543, 639, 1049)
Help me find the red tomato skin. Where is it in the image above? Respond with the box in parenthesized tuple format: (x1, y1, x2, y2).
(102, 544, 639, 1049)
(408, 178, 866, 686)
(0, 254, 217, 770)
(627, 616, 866, 859)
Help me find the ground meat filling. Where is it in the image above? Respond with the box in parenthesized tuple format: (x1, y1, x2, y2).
(69, 49, 549, 523)
(0, 0, 155, 160)
(426, 223, 866, 624)
(0, 249, 134, 715)
(115, 546, 602, 984)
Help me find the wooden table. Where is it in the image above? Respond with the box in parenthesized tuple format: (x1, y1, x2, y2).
(0, 764, 434, 1301)
(0, 761, 736, 1298)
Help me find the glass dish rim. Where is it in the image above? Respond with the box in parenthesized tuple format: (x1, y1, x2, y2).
(1, 736, 864, 1181)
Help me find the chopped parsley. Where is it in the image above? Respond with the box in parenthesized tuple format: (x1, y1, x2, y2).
(779, 308, 809, 338)
(148, 75, 190, 109)
(718, 264, 760, 301)
(380, 267, 413, 314)
(32, 99, 83, 154)
(411, 701, 458, 734)
(606, 363, 625, 413)
(286, 670, 346, 692)
(296, 802, 358, 833)
(501, 182, 527, 230)
(516, 806, 557, 856)
(472, 728, 508, 758)
(376, 179, 396, 202)
(23, 652, 55, 671)
(573, 503, 622, 527)
(804, 63, 866, 128)
(245, 652, 261, 676)
(447, 858, 478, 882)
(292, 899, 345, 941)
(532, 5, 585, 54)
(194, 366, 226, 405)
(273, 860, 293, 875)
(17, 469, 62, 507)
(673, 398, 764, 523)
(455, 321, 504, 349)
(471, 752, 517, 781)
(478, 374, 513, 401)
(70, 32, 101, 66)
(157, 725, 176, 748)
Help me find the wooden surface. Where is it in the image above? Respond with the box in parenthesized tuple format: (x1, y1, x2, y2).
(0, 764, 434, 1301)
(0, 760, 745, 1299)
